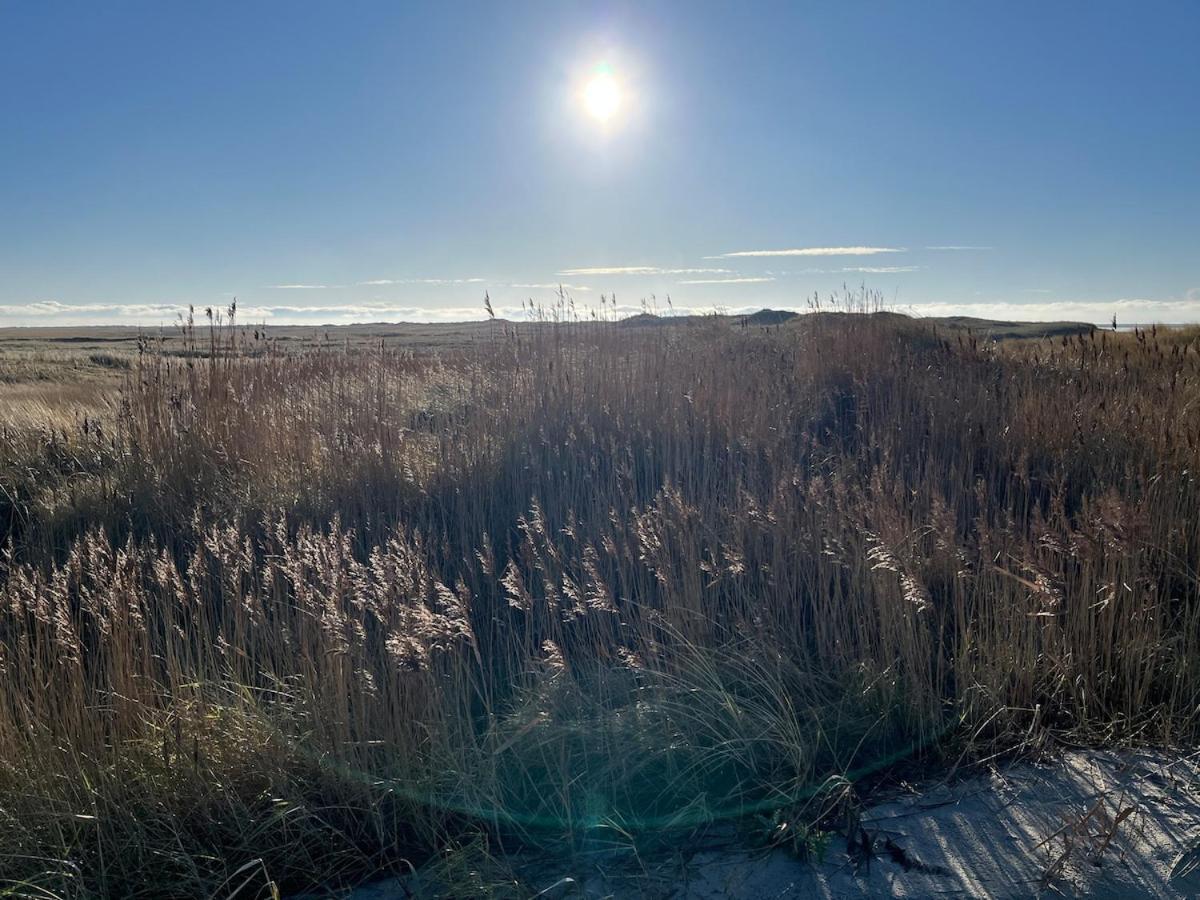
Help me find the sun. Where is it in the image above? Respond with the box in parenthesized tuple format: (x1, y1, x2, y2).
(582, 67, 621, 122)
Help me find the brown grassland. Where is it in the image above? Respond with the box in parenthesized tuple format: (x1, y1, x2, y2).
(0, 303, 1198, 897)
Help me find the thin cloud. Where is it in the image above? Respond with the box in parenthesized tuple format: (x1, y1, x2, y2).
(712, 247, 904, 258)
(509, 282, 592, 292)
(355, 277, 487, 286)
(557, 266, 733, 276)
(558, 266, 660, 276)
(270, 283, 332, 290)
(678, 276, 775, 285)
(757, 266, 918, 275)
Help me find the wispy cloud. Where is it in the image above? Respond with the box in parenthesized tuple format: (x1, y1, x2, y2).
(925, 245, 992, 251)
(757, 266, 919, 275)
(678, 276, 775, 285)
(509, 282, 592, 292)
(1021, 288, 1054, 294)
(557, 266, 732, 276)
(711, 247, 904, 258)
(354, 277, 487, 286)
(270, 283, 333, 290)
(841, 266, 920, 274)
(558, 266, 658, 276)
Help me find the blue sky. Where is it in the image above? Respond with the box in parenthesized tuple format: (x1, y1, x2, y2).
(2, 1, 1198, 326)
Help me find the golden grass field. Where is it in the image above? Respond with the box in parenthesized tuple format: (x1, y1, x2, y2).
(1, 305, 1197, 898)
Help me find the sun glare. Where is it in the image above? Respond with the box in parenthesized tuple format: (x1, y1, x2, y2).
(582, 68, 621, 122)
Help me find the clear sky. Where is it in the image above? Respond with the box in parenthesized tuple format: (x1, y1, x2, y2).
(2, 2, 1198, 326)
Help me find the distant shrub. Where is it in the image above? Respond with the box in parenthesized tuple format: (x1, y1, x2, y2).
(87, 351, 131, 369)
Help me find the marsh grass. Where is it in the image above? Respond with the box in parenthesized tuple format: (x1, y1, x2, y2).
(1, 304, 1199, 896)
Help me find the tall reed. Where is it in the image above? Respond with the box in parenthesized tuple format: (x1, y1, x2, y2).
(1, 308, 1198, 896)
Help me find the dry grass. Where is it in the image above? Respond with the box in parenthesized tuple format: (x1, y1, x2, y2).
(0, 303, 1198, 897)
